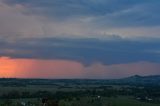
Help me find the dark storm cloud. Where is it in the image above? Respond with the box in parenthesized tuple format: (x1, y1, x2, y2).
(1, 0, 160, 38)
(0, 38, 160, 65)
(4, 0, 160, 27)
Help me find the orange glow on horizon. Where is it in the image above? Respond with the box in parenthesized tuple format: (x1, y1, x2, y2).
(0, 56, 84, 78)
(0, 56, 159, 79)
(0, 57, 17, 77)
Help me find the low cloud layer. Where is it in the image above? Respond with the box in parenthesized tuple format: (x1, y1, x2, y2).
(0, 38, 160, 65)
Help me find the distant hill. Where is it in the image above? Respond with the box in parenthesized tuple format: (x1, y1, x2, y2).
(115, 75, 160, 86)
(0, 75, 160, 86)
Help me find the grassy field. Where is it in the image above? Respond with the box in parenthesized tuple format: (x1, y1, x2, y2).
(0, 96, 160, 106)
(59, 96, 160, 106)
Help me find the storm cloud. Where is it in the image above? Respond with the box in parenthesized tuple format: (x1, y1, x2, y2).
(0, 38, 160, 65)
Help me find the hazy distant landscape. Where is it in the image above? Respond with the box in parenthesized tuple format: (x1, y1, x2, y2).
(0, 75, 160, 106)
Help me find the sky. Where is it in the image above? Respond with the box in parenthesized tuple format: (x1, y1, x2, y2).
(0, 0, 160, 79)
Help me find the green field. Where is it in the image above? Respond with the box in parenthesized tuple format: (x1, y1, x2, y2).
(59, 96, 160, 106)
(0, 96, 160, 106)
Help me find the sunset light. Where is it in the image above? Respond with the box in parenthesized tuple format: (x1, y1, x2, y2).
(0, 57, 17, 77)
